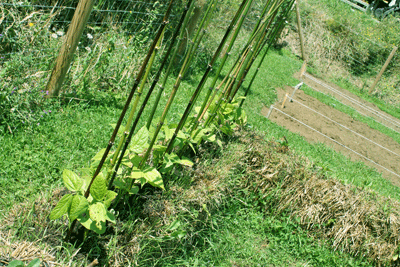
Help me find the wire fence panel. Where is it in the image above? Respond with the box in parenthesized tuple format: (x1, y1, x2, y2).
(0, 0, 167, 92)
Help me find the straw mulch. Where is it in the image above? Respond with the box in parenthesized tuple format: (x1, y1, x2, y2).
(0, 229, 59, 266)
(238, 135, 400, 266)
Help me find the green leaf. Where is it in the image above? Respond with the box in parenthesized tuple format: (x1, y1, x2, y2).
(89, 202, 107, 224)
(129, 186, 139, 195)
(78, 213, 106, 235)
(63, 169, 83, 192)
(26, 258, 41, 267)
(49, 194, 73, 220)
(130, 126, 149, 154)
(103, 190, 118, 208)
(130, 167, 145, 179)
(162, 125, 174, 140)
(7, 260, 25, 267)
(90, 173, 107, 201)
(113, 179, 127, 190)
(92, 148, 106, 162)
(68, 195, 89, 222)
(177, 157, 194, 167)
(80, 168, 94, 193)
(143, 166, 164, 190)
(106, 210, 116, 223)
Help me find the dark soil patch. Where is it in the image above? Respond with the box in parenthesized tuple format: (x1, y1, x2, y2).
(262, 74, 400, 186)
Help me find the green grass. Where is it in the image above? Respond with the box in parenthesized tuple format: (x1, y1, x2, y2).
(240, 48, 400, 201)
(2, 7, 400, 265)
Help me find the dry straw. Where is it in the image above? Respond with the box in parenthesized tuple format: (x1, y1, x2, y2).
(239, 134, 400, 265)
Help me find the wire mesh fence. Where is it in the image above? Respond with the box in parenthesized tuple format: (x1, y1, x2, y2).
(0, 1, 169, 94)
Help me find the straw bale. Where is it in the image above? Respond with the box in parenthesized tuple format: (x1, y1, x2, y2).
(239, 137, 400, 265)
(0, 229, 59, 266)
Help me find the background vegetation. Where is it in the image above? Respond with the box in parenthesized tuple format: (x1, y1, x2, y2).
(1, 0, 400, 266)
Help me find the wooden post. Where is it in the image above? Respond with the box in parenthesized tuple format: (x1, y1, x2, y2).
(295, 0, 306, 61)
(369, 46, 398, 94)
(45, 0, 95, 97)
(299, 60, 307, 77)
(174, 2, 205, 65)
(281, 93, 289, 109)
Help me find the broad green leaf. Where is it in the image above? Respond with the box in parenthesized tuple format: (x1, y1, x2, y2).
(121, 159, 133, 168)
(162, 125, 173, 140)
(68, 195, 89, 222)
(26, 258, 41, 267)
(204, 134, 216, 142)
(49, 194, 73, 220)
(7, 260, 25, 267)
(113, 179, 127, 190)
(128, 154, 142, 166)
(143, 166, 164, 190)
(80, 168, 94, 193)
(90, 173, 107, 201)
(129, 186, 139, 195)
(106, 210, 116, 224)
(78, 213, 106, 234)
(92, 148, 106, 162)
(177, 130, 187, 139)
(89, 202, 107, 223)
(130, 126, 149, 154)
(103, 190, 118, 208)
(63, 169, 83, 192)
(191, 128, 207, 143)
(177, 157, 194, 167)
(130, 167, 145, 179)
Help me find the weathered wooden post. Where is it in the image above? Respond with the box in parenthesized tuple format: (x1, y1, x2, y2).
(295, 0, 306, 61)
(45, 0, 95, 97)
(369, 46, 398, 94)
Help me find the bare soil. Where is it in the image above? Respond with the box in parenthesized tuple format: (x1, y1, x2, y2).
(262, 73, 400, 187)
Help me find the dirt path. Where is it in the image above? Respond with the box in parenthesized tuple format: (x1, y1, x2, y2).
(262, 74, 400, 187)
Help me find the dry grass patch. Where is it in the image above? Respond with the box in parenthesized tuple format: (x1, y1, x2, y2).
(236, 131, 400, 265)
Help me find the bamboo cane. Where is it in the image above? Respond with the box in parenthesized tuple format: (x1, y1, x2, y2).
(204, 0, 286, 128)
(239, 0, 295, 107)
(65, 0, 175, 241)
(128, 0, 218, 191)
(164, 0, 252, 155)
(146, 1, 196, 129)
(108, 0, 193, 190)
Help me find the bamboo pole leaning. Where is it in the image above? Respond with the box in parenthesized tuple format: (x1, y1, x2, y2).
(240, 0, 295, 107)
(164, 0, 252, 156)
(146, 1, 197, 129)
(108, 0, 194, 190)
(128, 0, 219, 191)
(66, 0, 175, 241)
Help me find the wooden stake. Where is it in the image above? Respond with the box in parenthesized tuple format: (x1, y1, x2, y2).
(45, 0, 95, 97)
(299, 60, 307, 77)
(295, 0, 306, 61)
(281, 93, 289, 109)
(369, 46, 398, 94)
